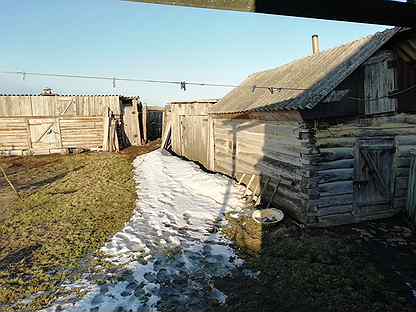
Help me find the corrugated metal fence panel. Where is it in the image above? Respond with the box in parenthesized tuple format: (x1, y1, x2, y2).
(0, 96, 121, 116)
(406, 151, 416, 226)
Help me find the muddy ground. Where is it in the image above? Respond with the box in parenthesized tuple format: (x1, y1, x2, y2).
(215, 213, 416, 312)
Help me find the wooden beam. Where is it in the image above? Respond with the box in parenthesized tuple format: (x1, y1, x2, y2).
(102, 107, 110, 151)
(127, 0, 416, 26)
(25, 118, 32, 150)
(132, 98, 143, 146)
(142, 103, 148, 144)
(0, 165, 22, 201)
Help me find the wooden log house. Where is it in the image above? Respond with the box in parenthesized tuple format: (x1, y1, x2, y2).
(167, 27, 416, 226)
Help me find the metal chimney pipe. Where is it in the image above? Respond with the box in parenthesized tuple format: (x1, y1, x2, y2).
(312, 34, 320, 55)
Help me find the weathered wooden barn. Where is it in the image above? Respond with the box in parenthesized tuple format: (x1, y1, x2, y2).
(166, 27, 416, 226)
(0, 94, 163, 155)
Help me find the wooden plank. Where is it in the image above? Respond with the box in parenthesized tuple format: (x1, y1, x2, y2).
(142, 103, 148, 144)
(102, 108, 110, 151)
(317, 137, 356, 148)
(318, 168, 353, 184)
(317, 204, 353, 217)
(318, 193, 354, 208)
(364, 51, 397, 115)
(25, 118, 32, 149)
(319, 181, 353, 196)
(208, 116, 215, 171)
(319, 148, 354, 162)
(318, 159, 354, 171)
(134, 99, 143, 146)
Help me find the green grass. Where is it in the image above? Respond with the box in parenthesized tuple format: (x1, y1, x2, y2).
(0, 153, 136, 311)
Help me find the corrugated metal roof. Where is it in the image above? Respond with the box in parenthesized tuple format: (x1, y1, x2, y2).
(211, 27, 401, 114)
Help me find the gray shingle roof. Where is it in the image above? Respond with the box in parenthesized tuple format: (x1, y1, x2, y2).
(211, 27, 401, 114)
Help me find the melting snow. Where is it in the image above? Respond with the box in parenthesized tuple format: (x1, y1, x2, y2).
(42, 150, 246, 312)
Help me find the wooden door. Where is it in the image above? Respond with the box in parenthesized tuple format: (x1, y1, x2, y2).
(354, 138, 395, 215)
(28, 118, 61, 150)
(122, 102, 141, 146)
(364, 51, 397, 115)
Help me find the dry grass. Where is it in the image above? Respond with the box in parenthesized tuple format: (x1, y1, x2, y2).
(0, 152, 137, 311)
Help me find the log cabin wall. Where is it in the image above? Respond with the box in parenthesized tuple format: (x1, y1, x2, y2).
(212, 116, 318, 222)
(310, 114, 416, 226)
(304, 41, 416, 226)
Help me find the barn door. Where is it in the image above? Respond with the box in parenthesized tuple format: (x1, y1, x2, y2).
(364, 51, 397, 115)
(354, 138, 395, 215)
(28, 118, 61, 150)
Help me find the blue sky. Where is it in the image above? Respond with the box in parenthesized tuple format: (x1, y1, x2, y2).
(0, 0, 387, 106)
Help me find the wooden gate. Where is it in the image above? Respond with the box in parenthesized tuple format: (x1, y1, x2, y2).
(28, 118, 61, 150)
(354, 138, 395, 215)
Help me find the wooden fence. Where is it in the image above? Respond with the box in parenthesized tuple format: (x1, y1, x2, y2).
(0, 95, 122, 116)
(166, 100, 218, 169)
(0, 94, 165, 155)
(0, 95, 136, 155)
(0, 116, 105, 155)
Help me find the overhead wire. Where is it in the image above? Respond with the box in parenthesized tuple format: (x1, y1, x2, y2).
(1, 70, 416, 102)
(0, 70, 309, 93)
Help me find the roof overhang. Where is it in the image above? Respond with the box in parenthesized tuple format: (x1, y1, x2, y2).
(127, 0, 416, 27)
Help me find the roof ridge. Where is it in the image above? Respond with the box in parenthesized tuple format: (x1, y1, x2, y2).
(212, 27, 401, 114)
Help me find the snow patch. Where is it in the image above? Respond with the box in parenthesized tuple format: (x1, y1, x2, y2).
(42, 150, 246, 312)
